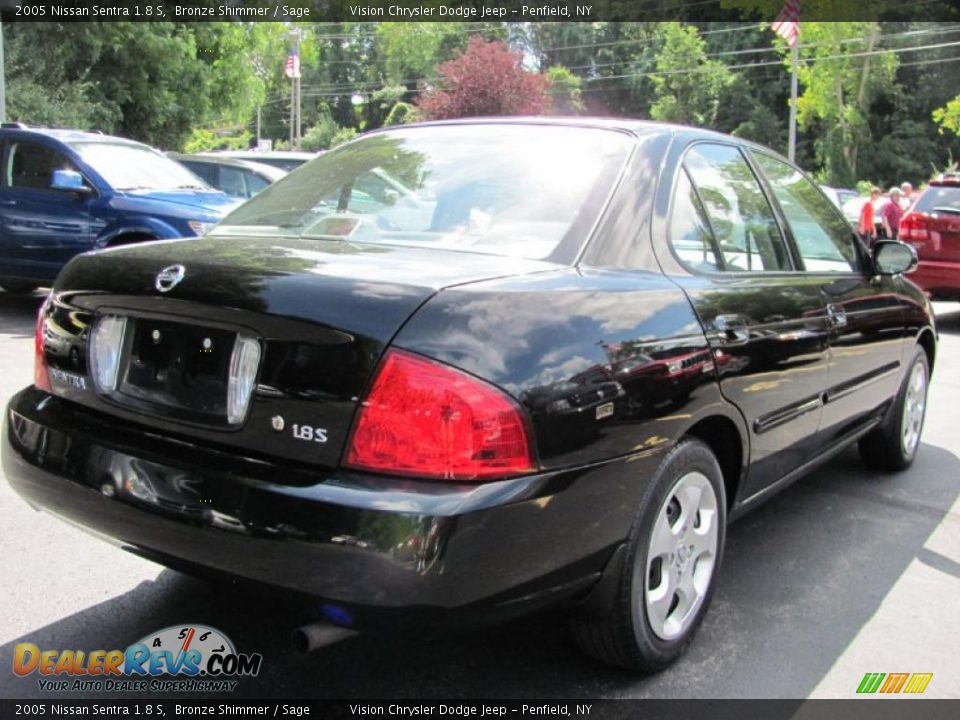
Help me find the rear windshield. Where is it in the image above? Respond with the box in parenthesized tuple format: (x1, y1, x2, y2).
(213, 125, 632, 261)
(913, 186, 960, 213)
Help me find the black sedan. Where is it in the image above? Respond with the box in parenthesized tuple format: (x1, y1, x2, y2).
(2, 119, 935, 672)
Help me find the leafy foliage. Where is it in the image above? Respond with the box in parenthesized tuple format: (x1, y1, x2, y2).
(934, 96, 960, 136)
(4, 18, 959, 189)
(649, 23, 733, 127)
(300, 113, 342, 151)
(418, 37, 550, 120)
(384, 102, 417, 127)
(783, 23, 897, 186)
(545, 66, 585, 115)
(183, 128, 252, 153)
(331, 127, 358, 147)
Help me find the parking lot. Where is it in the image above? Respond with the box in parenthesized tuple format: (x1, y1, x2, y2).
(0, 290, 958, 700)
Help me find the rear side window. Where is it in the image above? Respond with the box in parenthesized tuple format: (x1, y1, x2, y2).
(244, 172, 270, 197)
(6, 141, 77, 191)
(219, 166, 246, 198)
(183, 161, 216, 185)
(913, 186, 960, 213)
(669, 169, 721, 272)
(753, 153, 857, 273)
(683, 144, 791, 272)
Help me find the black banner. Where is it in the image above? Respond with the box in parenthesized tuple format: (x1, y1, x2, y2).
(2, 699, 960, 718)
(2, 0, 959, 23)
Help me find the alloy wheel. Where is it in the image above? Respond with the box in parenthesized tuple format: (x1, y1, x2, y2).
(644, 471, 719, 641)
(901, 361, 927, 458)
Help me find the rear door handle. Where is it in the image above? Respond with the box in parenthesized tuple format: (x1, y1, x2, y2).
(0, 199, 16, 206)
(826, 303, 848, 328)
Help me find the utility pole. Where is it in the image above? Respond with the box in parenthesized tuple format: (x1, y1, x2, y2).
(287, 28, 303, 149)
(289, 66, 295, 147)
(256, 105, 261, 147)
(787, 43, 798, 162)
(294, 28, 302, 148)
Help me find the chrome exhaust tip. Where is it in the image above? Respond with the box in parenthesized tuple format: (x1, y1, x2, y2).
(293, 621, 358, 653)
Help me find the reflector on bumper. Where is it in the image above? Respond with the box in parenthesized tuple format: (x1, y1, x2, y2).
(89, 315, 128, 392)
(227, 335, 261, 425)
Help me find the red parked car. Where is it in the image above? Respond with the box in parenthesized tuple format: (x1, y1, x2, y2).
(900, 174, 960, 300)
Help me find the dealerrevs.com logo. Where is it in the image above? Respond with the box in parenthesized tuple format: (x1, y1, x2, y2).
(13, 625, 263, 693)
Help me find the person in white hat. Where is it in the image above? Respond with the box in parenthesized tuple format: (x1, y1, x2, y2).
(899, 182, 914, 210)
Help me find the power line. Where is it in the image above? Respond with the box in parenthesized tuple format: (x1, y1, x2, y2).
(583, 39, 960, 82)
(257, 29, 960, 104)
(553, 24, 960, 74)
(533, 23, 764, 55)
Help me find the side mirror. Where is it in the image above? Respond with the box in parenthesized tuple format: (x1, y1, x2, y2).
(50, 169, 91, 194)
(873, 240, 918, 276)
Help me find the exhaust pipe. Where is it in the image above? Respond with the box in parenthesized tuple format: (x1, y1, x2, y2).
(293, 621, 358, 653)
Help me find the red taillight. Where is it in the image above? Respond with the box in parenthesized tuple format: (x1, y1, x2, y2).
(344, 349, 534, 481)
(34, 295, 52, 392)
(900, 212, 928, 242)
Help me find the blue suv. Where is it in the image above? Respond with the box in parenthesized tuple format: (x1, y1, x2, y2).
(0, 125, 241, 293)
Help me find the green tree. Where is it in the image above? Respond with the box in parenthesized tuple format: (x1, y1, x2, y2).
(4, 22, 277, 150)
(383, 102, 417, 126)
(934, 96, 960, 136)
(649, 23, 733, 127)
(783, 22, 897, 186)
(300, 111, 341, 151)
(546, 66, 584, 115)
(376, 22, 465, 84)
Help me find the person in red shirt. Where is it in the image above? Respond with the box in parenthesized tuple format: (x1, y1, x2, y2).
(882, 187, 905, 239)
(858, 187, 880, 245)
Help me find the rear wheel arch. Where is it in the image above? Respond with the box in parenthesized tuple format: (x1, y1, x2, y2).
(684, 414, 745, 512)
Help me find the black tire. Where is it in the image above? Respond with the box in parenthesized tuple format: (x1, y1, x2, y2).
(0, 281, 39, 294)
(570, 438, 727, 672)
(858, 345, 930, 472)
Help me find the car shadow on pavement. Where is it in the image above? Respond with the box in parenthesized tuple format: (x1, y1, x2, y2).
(0, 290, 45, 339)
(1, 442, 957, 700)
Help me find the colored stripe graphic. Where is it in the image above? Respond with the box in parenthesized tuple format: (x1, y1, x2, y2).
(857, 672, 933, 694)
(857, 673, 885, 693)
(880, 673, 909, 693)
(903, 673, 933, 694)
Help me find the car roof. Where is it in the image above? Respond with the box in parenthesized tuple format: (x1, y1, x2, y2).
(215, 150, 317, 160)
(399, 115, 735, 139)
(0, 126, 148, 147)
(366, 116, 795, 160)
(169, 152, 288, 178)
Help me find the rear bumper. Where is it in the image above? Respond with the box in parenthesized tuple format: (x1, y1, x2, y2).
(3, 387, 640, 629)
(910, 259, 960, 300)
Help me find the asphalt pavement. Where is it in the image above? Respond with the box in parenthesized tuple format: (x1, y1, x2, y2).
(0, 290, 957, 700)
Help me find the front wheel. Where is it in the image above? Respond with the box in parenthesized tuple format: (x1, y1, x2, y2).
(570, 438, 726, 672)
(858, 346, 929, 471)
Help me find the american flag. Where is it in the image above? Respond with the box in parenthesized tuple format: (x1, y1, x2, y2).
(771, 0, 801, 48)
(285, 52, 301, 79)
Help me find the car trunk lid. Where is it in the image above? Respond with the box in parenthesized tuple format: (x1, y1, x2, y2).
(42, 235, 554, 475)
(902, 185, 960, 262)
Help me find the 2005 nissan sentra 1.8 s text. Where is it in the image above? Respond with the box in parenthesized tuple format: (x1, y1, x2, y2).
(2, 119, 936, 671)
